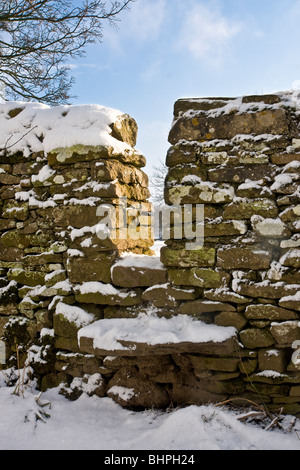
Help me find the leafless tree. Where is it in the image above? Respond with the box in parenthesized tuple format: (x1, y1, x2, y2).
(0, 0, 134, 105)
(149, 160, 168, 206)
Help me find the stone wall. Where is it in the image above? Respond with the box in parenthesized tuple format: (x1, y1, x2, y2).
(162, 92, 300, 414)
(0, 94, 300, 415)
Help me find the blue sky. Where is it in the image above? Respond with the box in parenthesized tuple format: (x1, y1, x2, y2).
(70, 0, 300, 176)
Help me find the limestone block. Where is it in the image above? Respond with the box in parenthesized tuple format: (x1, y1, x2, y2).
(0, 246, 23, 262)
(203, 288, 251, 304)
(1, 230, 52, 249)
(271, 154, 300, 165)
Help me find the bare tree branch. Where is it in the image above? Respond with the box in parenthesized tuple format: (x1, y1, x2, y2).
(0, 0, 134, 105)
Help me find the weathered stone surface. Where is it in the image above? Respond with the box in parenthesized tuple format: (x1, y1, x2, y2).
(173, 97, 234, 117)
(48, 145, 146, 168)
(245, 304, 298, 321)
(91, 160, 148, 187)
(160, 246, 215, 268)
(165, 182, 234, 205)
(168, 267, 230, 288)
(109, 113, 138, 147)
(111, 263, 167, 288)
(166, 143, 199, 167)
(2, 201, 29, 221)
(270, 321, 300, 346)
(214, 312, 248, 331)
(239, 328, 275, 349)
(188, 355, 239, 372)
(107, 367, 169, 408)
(170, 383, 228, 406)
(179, 300, 235, 317)
(217, 247, 272, 270)
(1, 230, 52, 249)
(75, 283, 142, 306)
(50, 206, 100, 228)
(7, 269, 45, 287)
(280, 249, 300, 268)
(258, 348, 289, 374)
(169, 109, 289, 144)
(223, 198, 278, 220)
(203, 288, 250, 304)
(79, 334, 239, 358)
(279, 294, 300, 311)
(233, 280, 299, 299)
(271, 154, 300, 165)
(251, 216, 291, 238)
(67, 253, 117, 284)
(208, 164, 276, 184)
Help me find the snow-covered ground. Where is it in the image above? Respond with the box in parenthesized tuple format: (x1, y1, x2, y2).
(1, 375, 300, 450)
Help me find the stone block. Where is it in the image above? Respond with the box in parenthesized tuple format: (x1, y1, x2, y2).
(169, 108, 289, 144)
(258, 348, 289, 374)
(270, 321, 300, 346)
(223, 198, 278, 220)
(111, 263, 167, 288)
(67, 253, 117, 284)
(160, 246, 215, 268)
(168, 267, 230, 288)
(239, 328, 275, 349)
(179, 300, 235, 316)
(217, 247, 272, 270)
(214, 312, 248, 331)
(245, 304, 298, 321)
(165, 182, 234, 205)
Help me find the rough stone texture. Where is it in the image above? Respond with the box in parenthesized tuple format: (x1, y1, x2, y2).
(161, 92, 300, 414)
(1, 94, 300, 415)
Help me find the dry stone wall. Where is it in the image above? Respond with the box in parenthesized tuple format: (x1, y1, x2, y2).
(162, 92, 300, 414)
(0, 94, 300, 416)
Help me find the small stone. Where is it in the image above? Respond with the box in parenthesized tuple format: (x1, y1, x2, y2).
(245, 304, 298, 321)
(239, 328, 275, 349)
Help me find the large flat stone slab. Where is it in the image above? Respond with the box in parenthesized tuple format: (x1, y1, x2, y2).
(78, 314, 238, 357)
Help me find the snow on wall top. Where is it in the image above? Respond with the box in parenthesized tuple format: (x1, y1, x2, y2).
(173, 90, 300, 120)
(0, 101, 135, 158)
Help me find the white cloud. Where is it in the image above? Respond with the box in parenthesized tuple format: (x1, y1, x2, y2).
(177, 1, 242, 66)
(125, 0, 167, 42)
(104, 0, 167, 50)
